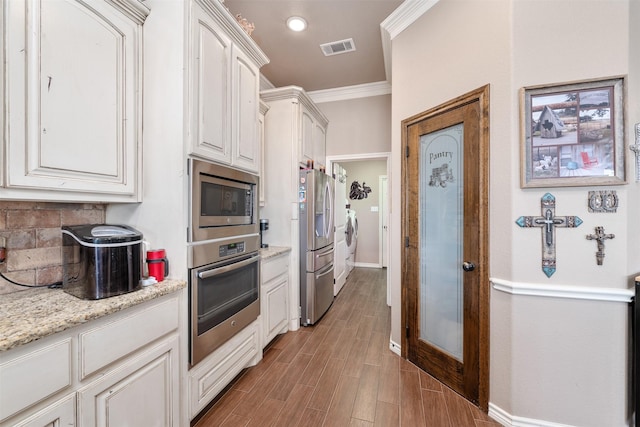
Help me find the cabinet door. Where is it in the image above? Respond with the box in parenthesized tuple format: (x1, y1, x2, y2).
(189, 2, 232, 164)
(4, 0, 145, 200)
(314, 123, 327, 170)
(258, 102, 267, 206)
(263, 277, 289, 345)
(77, 335, 180, 427)
(231, 46, 260, 173)
(300, 106, 315, 167)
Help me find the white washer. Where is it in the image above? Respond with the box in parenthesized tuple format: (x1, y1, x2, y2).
(345, 208, 358, 274)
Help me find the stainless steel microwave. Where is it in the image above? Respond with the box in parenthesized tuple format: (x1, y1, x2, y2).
(188, 159, 259, 244)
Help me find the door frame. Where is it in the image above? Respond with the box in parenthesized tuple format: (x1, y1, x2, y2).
(326, 152, 391, 301)
(400, 85, 490, 411)
(332, 163, 348, 295)
(378, 175, 388, 270)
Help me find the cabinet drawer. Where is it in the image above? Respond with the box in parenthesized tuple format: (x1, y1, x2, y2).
(189, 321, 260, 418)
(11, 393, 75, 427)
(0, 339, 72, 422)
(261, 254, 289, 283)
(79, 296, 179, 380)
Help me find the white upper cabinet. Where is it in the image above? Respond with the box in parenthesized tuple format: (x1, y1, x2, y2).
(188, 0, 268, 174)
(189, 3, 232, 164)
(314, 121, 327, 170)
(2, 0, 148, 202)
(231, 46, 260, 172)
(300, 106, 315, 167)
(261, 86, 329, 170)
(258, 100, 269, 207)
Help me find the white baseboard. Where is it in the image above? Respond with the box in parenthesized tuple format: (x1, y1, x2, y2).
(389, 338, 401, 356)
(354, 262, 382, 269)
(489, 403, 586, 427)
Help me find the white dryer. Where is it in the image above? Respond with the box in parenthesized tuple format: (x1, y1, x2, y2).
(345, 208, 358, 274)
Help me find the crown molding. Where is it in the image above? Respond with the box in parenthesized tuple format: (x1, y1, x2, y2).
(195, 0, 269, 67)
(259, 74, 275, 91)
(260, 1, 439, 103)
(308, 81, 391, 104)
(108, 0, 150, 24)
(260, 86, 329, 126)
(380, 0, 440, 84)
(380, 24, 393, 83)
(381, 0, 440, 40)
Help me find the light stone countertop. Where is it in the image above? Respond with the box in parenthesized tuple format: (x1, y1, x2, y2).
(0, 279, 186, 352)
(260, 246, 291, 260)
(1, 247, 290, 353)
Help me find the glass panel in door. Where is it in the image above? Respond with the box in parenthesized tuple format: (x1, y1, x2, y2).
(419, 124, 464, 361)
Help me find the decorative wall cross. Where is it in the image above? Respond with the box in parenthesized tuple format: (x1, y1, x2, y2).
(516, 193, 583, 277)
(586, 226, 615, 266)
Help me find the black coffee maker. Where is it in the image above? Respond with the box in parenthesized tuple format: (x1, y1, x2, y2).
(260, 219, 269, 248)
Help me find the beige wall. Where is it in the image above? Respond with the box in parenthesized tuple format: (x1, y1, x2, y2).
(338, 160, 387, 265)
(0, 202, 106, 294)
(391, 0, 636, 425)
(320, 95, 391, 156)
(318, 94, 391, 268)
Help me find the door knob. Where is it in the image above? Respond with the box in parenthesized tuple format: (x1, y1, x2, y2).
(462, 261, 475, 272)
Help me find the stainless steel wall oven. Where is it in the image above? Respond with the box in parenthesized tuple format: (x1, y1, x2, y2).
(188, 159, 260, 367)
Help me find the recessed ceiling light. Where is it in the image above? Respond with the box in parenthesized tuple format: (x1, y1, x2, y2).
(286, 16, 307, 32)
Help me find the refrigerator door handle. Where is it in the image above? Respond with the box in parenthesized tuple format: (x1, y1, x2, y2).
(315, 263, 334, 279)
(316, 247, 335, 258)
(324, 180, 334, 238)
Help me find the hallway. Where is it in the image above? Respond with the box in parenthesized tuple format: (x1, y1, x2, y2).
(194, 268, 499, 426)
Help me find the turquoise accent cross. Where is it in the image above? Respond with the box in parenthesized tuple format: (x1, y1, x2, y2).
(516, 193, 583, 277)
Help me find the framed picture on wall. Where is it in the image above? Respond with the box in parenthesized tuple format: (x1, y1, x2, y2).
(520, 76, 626, 188)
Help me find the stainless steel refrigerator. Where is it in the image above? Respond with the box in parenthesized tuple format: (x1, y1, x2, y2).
(299, 169, 335, 325)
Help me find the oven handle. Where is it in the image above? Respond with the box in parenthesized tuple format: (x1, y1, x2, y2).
(316, 263, 334, 279)
(198, 254, 259, 280)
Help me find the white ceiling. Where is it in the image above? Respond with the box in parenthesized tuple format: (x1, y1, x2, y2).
(223, 0, 404, 92)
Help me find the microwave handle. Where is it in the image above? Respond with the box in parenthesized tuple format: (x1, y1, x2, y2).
(198, 254, 258, 280)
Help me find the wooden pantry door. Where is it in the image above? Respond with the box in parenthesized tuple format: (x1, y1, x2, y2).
(401, 85, 490, 410)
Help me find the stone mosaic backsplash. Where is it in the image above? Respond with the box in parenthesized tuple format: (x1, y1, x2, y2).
(0, 202, 105, 295)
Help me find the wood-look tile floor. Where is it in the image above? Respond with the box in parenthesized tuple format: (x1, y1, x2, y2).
(193, 267, 500, 427)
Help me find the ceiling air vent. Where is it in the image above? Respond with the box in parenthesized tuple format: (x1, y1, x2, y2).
(320, 38, 356, 56)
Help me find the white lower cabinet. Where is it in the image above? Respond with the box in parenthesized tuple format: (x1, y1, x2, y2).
(78, 336, 179, 427)
(188, 319, 261, 420)
(0, 291, 184, 427)
(261, 252, 290, 348)
(11, 394, 75, 427)
(0, 338, 73, 423)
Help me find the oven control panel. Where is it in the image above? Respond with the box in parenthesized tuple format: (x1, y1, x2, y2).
(218, 241, 245, 258)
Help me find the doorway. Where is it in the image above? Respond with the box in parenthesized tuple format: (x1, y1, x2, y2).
(401, 86, 490, 410)
(327, 153, 390, 295)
